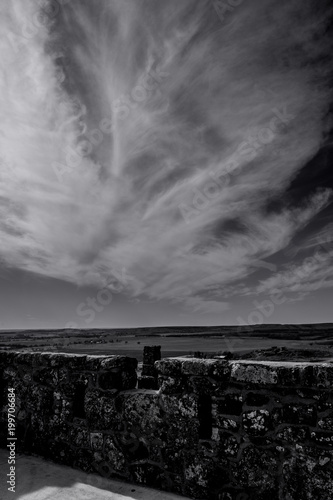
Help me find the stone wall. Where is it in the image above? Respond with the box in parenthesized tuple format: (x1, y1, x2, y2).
(1, 350, 333, 499)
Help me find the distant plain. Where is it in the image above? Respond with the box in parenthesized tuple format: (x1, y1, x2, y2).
(1, 324, 332, 361)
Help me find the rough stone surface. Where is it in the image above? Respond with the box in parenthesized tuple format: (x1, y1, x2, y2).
(1, 351, 333, 499)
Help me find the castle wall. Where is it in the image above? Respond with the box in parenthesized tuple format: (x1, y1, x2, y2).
(1, 350, 333, 499)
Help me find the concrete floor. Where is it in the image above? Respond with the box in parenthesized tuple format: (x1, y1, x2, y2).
(0, 450, 190, 500)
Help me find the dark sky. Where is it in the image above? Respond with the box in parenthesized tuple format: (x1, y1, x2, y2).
(0, 0, 332, 329)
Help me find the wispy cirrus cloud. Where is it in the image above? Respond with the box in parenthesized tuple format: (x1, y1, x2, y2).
(0, 0, 332, 317)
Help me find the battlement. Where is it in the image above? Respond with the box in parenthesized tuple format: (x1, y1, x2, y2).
(1, 350, 333, 499)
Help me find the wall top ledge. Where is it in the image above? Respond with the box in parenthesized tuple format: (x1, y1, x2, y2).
(229, 359, 333, 367)
(1, 350, 129, 358)
(0, 350, 138, 370)
(157, 356, 333, 368)
(155, 356, 333, 386)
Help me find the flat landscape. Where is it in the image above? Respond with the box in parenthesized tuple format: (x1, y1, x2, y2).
(1, 324, 333, 361)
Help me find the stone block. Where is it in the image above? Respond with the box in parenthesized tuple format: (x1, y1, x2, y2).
(181, 359, 221, 377)
(121, 370, 137, 390)
(218, 432, 240, 458)
(73, 448, 95, 472)
(143, 346, 161, 365)
(157, 375, 186, 394)
(98, 370, 122, 390)
(155, 358, 183, 376)
(33, 367, 59, 386)
(184, 454, 228, 500)
(98, 355, 138, 371)
(310, 431, 333, 447)
(69, 426, 90, 447)
(188, 375, 218, 395)
(231, 446, 278, 492)
(122, 391, 162, 434)
(318, 417, 333, 431)
(242, 409, 272, 436)
(230, 362, 278, 385)
(314, 364, 333, 388)
(141, 363, 156, 376)
(160, 393, 198, 419)
(130, 462, 165, 489)
(281, 404, 317, 426)
(277, 426, 309, 444)
(104, 435, 126, 472)
(282, 446, 333, 499)
(84, 390, 119, 429)
(90, 432, 103, 450)
(215, 414, 240, 432)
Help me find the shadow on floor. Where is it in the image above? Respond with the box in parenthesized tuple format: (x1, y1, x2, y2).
(0, 449, 189, 500)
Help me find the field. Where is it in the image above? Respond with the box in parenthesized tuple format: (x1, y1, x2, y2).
(1, 324, 333, 361)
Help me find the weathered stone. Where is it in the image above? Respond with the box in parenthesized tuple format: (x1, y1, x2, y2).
(143, 346, 161, 366)
(184, 454, 228, 499)
(2, 350, 333, 500)
(73, 448, 95, 472)
(160, 393, 198, 419)
(48, 440, 74, 466)
(277, 426, 309, 444)
(231, 362, 278, 385)
(104, 435, 126, 472)
(211, 361, 231, 383)
(130, 462, 165, 489)
(98, 370, 122, 390)
(182, 359, 222, 377)
(157, 375, 186, 394)
(3, 366, 19, 381)
(310, 431, 333, 447)
(314, 364, 333, 388)
(53, 392, 73, 422)
(281, 404, 317, 426)
(26, 385, 53, 416)
(155, 358, 183, 376)
(141, 363, 156, 376)
(318, 416, 333, 431)
(84, 390, 119, 429)
(282, 446, 333, 499)
(160, 442, 185, 474)
(69, 426, 90, 447)
(232, 446, 278, 492)
(90, 432, 103, 449)
(187, 375, 217, 395)
(166, 417, 199, 455)
(33, 368, 59, 386)
(99, 355, 137, 371)
(123, 391, 162, 434)
(218, 432, 240, 458)
(215, 414, 240, 432)
(243, 409, 272, 436)
(317, 395, 333, 413)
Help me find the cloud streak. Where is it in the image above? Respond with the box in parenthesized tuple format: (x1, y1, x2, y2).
(0, 0, 332, 317)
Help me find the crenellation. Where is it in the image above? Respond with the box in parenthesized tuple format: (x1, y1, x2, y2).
(0, 350, 333, 499)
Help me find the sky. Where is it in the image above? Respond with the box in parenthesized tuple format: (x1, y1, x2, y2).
(0, 0, 333, 330)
